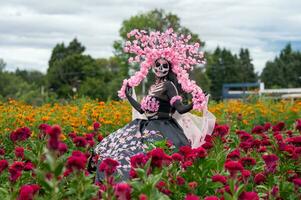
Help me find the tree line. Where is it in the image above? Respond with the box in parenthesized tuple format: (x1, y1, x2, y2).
(0, 9, 300, 104)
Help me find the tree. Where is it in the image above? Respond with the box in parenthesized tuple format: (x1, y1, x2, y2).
(206, 47, 258, 100)
(261, 44, 301, 88)
(0, 58, 6, 72)
(238, 49, 257, 82)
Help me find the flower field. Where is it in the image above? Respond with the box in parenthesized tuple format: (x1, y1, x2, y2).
(0, 98, 301, 200)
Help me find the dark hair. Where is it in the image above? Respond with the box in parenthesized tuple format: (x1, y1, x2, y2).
(166, 61, 184, 94)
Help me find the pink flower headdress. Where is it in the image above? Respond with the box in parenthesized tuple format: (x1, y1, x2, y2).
(118, 28, 207, 111)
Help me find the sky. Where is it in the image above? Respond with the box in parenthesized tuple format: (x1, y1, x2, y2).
(0, 0, 301, 74)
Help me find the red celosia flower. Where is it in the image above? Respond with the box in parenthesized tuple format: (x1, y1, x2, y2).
(0, 159, 8, 173)
(254, 172, 266, 184)
(204, 196, 220, 200)
(272, 121, 285, 132)
(18, 184, 40, 200)
(185, 194, 200, 200)
(93, 122, 101, 131)
(73, 136, 88, 148)
(0, 148, 5, 156)
(224, 161, 244, 176)
(227, 149, 240, 160)
(9, 168, 22, 182)
(202, 142, 213, 149)
(15, 147, 24, 159)
(252, 125, 265, 134)
(129, 168, 137, 179)
(286, 136, 301, 146)
(147, 148, 171, 168)
(47, 125, 62, 150)
(239, 133, 253, 142)
(188, 181, 198, 190)
(68, 132, 77, 138)
(238, 191, 259, 200)
(58, 142, 68, 155)
(38, 124, 52, 138)
(292, 178, 301, 187)
(274, 133, 283, 141)
(241, 169, 251, 180)
(114, 182, 131, 200)
(171, 153, 183, 162)
(271, 186, 279, 197)
(296, 119, 301, 131)
(179, 146, 192, 157)
(212, 174, 227, 185)
(194, 147, 207, 158)
(10, 127, 31, 142)
(240, 157, 256, 167)
(97, 134, 104, 142)
(139, 194, 148, 200)
(239, 141, 253, 152)
(214, 124, 229, 137)
(176, 176, 185, 185)
(66, 150, 87, 171)
(263, 122, 271, 131)
(99, 158, 119, 176)
(262, 154, 279, 173)
(258, 146, 266, 153)
(24, 161, 34, 171)
(130, 153, 148, 168)
(182, 160, 193, 169)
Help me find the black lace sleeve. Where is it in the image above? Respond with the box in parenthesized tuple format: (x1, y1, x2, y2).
(165, 81, 193, 114)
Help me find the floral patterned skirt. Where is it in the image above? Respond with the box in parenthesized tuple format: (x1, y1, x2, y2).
(94, 118, 190, 182)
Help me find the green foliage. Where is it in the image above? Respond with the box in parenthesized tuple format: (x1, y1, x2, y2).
(261, 44, 301, 88)
(206, 47, 258, 100)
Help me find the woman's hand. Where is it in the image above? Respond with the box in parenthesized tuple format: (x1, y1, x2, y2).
(125, 84, 133, 97)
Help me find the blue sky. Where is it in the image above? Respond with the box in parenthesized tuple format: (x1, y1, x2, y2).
(0, 0, 300, 74)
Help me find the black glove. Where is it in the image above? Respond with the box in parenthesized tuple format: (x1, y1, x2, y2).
(125, 84, 133, 96)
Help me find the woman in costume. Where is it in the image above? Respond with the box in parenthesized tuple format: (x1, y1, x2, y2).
(93, 29, 215, 182)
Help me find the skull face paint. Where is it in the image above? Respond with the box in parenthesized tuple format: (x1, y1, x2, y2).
(152, 58, 170, 78)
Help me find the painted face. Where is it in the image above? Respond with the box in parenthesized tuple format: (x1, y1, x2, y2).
(152, 58, 170, 78)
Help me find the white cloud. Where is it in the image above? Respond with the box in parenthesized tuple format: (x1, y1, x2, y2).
(0, 0, 300, 73)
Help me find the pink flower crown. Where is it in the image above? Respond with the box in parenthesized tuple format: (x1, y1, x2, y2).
(117, 28, 207, 111)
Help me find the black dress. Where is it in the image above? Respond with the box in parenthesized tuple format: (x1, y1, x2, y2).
(94, 80, 191, 182)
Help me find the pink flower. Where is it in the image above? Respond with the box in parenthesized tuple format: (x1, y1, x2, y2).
(227, 149, 240, 160)
(140, 95, 160, 112)
(147, 148, 171, 168)
(139, 194, 148, 200)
